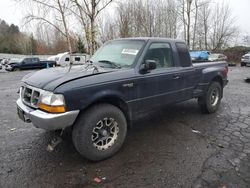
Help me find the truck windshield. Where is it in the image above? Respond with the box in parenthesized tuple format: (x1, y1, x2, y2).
(91, 40, 145, 68)
(9, 58, 22, 63)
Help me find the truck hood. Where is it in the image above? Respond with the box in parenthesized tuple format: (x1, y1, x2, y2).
(22, 65, 113, 90)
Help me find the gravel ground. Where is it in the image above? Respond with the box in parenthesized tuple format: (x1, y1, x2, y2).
(0, 67, 249, 188)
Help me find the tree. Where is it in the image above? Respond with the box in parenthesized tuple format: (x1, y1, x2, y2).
(77, 36, 86, 53)
(9, 24, 20, 34)
(11, 0, 240, 55)
(71, 0, 114, 54)
(29, 34, 37, 55)
(115, 0, 179, 39)
(186, 0, 193, 47)
(98, 13, 118, 42)
(191, 0, 210, 50)
(198, 2, 211, 50)
(22, 0, 73, 54)
(0, 19, 25, 54)
(116, 1, 132, 38)
(177, 0, 193, 46)
(242, 35, 250, 47)
(209, 1, 238, 50)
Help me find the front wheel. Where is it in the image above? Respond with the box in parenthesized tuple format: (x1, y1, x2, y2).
(13, 67, 20, 71)
(72, 104, 127, 161)
(198, 82, 222, 113)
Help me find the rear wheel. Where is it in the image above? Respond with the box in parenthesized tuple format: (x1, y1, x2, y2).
(72, 103, 127, 161)
(198, 81, 222, 113)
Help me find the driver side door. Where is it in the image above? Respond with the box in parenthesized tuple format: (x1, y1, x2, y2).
(134, 42, 184, 113)
(21, 58, 32, 69)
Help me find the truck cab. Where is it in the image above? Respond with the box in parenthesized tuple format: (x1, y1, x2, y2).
(21, 57, 40, 69)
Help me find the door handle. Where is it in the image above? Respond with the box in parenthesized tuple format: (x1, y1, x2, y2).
(173, 75, 180, 80)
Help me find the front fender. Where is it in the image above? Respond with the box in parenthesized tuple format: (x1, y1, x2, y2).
(80, 89, 127, 110)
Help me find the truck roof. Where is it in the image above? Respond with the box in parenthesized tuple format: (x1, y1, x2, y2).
(113, 37, 186, 43)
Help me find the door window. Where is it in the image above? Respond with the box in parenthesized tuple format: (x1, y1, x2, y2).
(23, 58, 32, 64)
(144, 43, 174, 69)
(75, 57, 81, 61)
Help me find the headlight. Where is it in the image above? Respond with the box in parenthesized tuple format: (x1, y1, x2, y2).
(38, 91, 66, 113)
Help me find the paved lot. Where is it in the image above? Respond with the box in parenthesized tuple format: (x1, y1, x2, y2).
(0, 67, 249, 188)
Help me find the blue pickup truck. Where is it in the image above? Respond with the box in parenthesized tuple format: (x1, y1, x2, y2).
(16, 38, 228, 161)
(5, 57, 56, 71)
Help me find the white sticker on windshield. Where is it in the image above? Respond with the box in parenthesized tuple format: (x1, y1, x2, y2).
(121, 49, 139, 56)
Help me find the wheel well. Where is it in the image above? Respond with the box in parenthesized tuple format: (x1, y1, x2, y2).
(211, 76, 223, 87)
(84, 97, 131, 128)
(211, 76, 223, 97)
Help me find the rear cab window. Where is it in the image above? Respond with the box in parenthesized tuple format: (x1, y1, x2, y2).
(175, 43, 192, 67)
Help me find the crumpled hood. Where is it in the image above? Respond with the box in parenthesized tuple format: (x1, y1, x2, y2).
(22, 65, 111, 90)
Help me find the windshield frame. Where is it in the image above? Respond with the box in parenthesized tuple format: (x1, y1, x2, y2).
(91, 39, 147, 69)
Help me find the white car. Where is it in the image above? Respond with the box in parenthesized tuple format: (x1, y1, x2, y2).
(208, 53, 227, 62)
(49, 52, 87, 66)
(241, 53, 250, 67)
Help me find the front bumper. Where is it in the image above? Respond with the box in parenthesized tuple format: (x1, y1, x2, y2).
(16, 98, 79, 130)
(245, 62, 250, 66)
(5, 65, 13, 71)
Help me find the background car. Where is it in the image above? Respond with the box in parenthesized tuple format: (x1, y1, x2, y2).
(49, 52, 87, 66)
(241, 53, 250, 66)
(0, 59, 2, 69)
(1, 58, 10, 65)
(5, 57, 56, 71)
(190, 51, 210, 62)
(208, 53, 227, 61)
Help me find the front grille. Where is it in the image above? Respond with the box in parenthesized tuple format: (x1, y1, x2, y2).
(242, 56, 250, 59)
(21, 85, 41, 108)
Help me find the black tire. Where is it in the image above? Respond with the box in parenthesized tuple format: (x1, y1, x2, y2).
(13, 67, 20, 71)
(198, 81, 222, 114)
(241, 62, 246, 67)
(72, 103, 127, 161)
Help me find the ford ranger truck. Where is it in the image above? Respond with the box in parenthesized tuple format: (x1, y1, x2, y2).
(16, 38, 228, 161)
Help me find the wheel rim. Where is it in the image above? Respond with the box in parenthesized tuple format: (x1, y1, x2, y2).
(92, 117, 119, 150)
(210, 88, 220, 107)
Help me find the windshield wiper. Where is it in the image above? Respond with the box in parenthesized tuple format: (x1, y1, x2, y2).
(84, 60, 99, 73)
(98, 60, 121, 69)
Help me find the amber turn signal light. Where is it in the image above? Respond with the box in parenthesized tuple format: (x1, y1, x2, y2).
(38, 103, 66, 113)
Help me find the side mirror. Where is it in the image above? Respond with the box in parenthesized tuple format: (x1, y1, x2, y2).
(140, 60, 157, 73)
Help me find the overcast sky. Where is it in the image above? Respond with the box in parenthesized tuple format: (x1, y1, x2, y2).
(0, 0, 249, 34)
